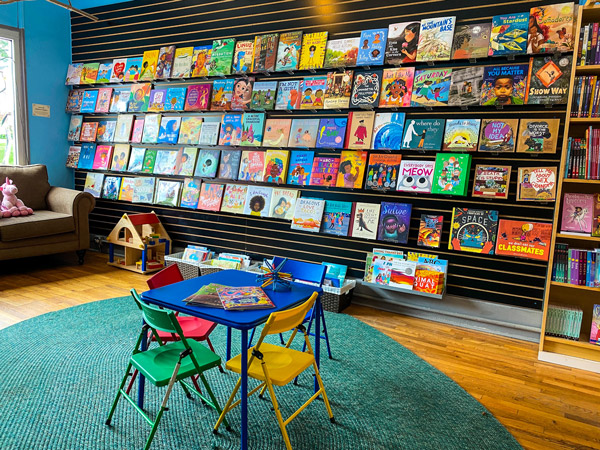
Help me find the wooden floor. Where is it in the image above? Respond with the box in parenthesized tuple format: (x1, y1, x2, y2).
(1, 252, 598, 450)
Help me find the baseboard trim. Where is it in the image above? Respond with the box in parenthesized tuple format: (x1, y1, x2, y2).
(538, 351, 600, 373)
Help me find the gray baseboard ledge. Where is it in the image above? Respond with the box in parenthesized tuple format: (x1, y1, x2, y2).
(353, 281, 543, 343)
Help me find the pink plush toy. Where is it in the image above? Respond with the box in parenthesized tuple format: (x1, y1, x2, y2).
(0, 177, 33, 218)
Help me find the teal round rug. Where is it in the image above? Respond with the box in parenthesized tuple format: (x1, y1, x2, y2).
(0, 297, 521, 450)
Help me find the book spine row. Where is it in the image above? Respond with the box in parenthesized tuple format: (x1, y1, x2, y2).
(565, 133, 600, 180)
(545, 304, 583, 341)
(551, 243, 600, 287)
(570, 76, 600, 118)
(578, 22, 600, 66)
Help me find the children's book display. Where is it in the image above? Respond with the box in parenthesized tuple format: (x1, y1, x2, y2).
(516, 118, 559, 153)
(377, 202, 412, 244)
(321, 200, 353, 236)
(472, 165, 511, 199)
(418, 215, 443, 248)
(517, 166, 557, 201)
(291, 197, 325, 232)
(496, 219, 552, 261)
(449, 207, 499, 254)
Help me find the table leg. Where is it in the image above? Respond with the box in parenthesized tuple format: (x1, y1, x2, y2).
(137, 320, 147, 409)
(240, 328, 248, 450)
(314, 295, 321, 394)
(226, 326, 232, 361)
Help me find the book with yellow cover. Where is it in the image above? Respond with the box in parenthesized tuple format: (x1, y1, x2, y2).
(299, 32, 328, 70)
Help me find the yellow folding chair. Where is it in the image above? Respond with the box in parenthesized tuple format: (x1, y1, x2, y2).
(214, 292, 335, 450)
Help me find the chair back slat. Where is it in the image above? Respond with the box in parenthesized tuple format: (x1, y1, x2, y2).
(147, 264, 184, 290)
(260, 292, 318, 336)
(272, 257, 326, 287)
(131, 289, 180, 334)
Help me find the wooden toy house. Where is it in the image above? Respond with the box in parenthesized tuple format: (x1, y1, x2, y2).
(106, 212, 171, 274)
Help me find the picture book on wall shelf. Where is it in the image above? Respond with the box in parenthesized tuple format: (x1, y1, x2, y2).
(442, 119, 481, 152)
(155, 180, 181, 207)
(153, 150, 179, 175)
(528, 3, 575, 54)
(66, 89, 84, 113)
(416, 16, 456, 62)
(83, 172, 104, 198)
(157, 117, 182, 145)
(95, 88, 112, 113)
(232, 40, 254, 75)
(291, 197, 325, 232)
(316, 118, 347, 149)
(350, 202, 381, 240)
(414, 257, 446, 294)
(350, 70, 381, 108)
(66, 146, 81, 168)
(123, 57, 143, 82)
(172, 46, 194, 78)
(141, 149, 157, 173)
(96, 62, 112, 83)
(263, 118, 292, 147)
(299, 32, 328, 70)
(397, 160, 435, 193)
(377, 202, 412, 244)
(240, 112, 265, 147)
(101, 176, 121, 201)
(288, 118, 319, 148)
(92, 145, 113, 170)
(148, 89, 167, 112)
(357, 28, 388, 66)
(155, 46, 175, 79)
(299, 76, 327, 110)
(490, 13, 529, 56)
(309, 157, 340, 187)
(140, 50, 159, 81)
(177, 148, 198, 177)
(66, 63, 83, 85)
(217, 150, 241, 180)
(111, 144, 130, 172)
(447, 67, 484, 107)
(372, 112, 405, 150)
(593, 194, 600, 237)
(526, 54, 571, 105)
(321, 200, 353, 236)
(198, 121, 220, 146)
(449, 207, 499, 254)
(324, 37, 359, 69)
(78, 143, 96, 170)
(110, 58, 127, 82)
(219, 114, 243, 146)
(410, 68, 452, 107)
(198, 183, 224, 211)
(517, 167, 557, 201)
(243, 185, 273, 217)
(128, 83, 151, 112)
(109, 88, 130, 113)
(80, 122, 98, 142)
(263, 149, 289, 183)
(231, 77, 254, 111)
(270, 188, 299, 221)
(238, 151, 265, 182)
(118, 177, 135, 202)
(208, 39, 235, 76)
(478, 119, 519, 152)
(418, 215, 443, 248)
(386, 22, 420, 64)
(126, 117, 143, 143)
(80, 90, 99, 114)
(184, 84, 211, 111)
(481, 64, 529, 106)
(336, 151, 367, 189)
(179, 178, 201, 209)
(323, 70, 353, 109)
(451, 23, 491, 59)
(191, 45, 212, 77)
(561, 193, 594, 233)
(68, 115, 83, 141)
(210, 78, 234, 110)
(516, 118, 559, 153)
(365, 153, 402, 190)
(195, 149, 220, 178)
(495, 219, 553, 261)
(401, 118, 445, 151)
(287, 150, 314, 186)
(164, 87, 187, 111)
(250, 81, 278, 110)
(132, 177, 156, 204)
(252, 34, 278, 73)
(178, 116, 203, 145)
(141, 114, 161, 144)
(275, 31, 302, 71)
(431, 153, 472, 196)
(81, 63, 99, 84)
(275, 80, 300, 110)
(379, 68, 414, 108)
(217, 286, 275, 311)
(345, 111, 375, 150)
(472, 165, 511, 199)
(221, 184, 248, 214)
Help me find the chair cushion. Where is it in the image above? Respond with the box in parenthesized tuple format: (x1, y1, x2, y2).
(0, 165, 51, 210)
(156, 316, 217, 341)
(0, 210, 75, 242)
(131, 340, 221, 387)
(226, 343, 315, 386)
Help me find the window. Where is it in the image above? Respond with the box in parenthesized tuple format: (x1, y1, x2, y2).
(0, 26, 27, 165)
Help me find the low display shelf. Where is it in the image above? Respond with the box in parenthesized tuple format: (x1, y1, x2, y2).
(360, 280, 444, 300)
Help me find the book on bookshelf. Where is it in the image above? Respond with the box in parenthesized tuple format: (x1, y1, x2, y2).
(551, 243, 600, 287)
(243, 185, 273, 217)
(92, 145, 113, 170)
(528, 3, 575, 54)
(365, 153, 402, 190)
(110, 58, 127, 82)
(350, 202, 380, 240)
(67, 115, 83, 141)
(209, 79, 233, 110)
(299, 76, 327, 110)
(252, 34, 278, 73)
(155, 46, 175, 79)
(594, 194, 600, 237)
(80, 90, 99, 114)
(561, 193, 595, 234)
(184, 84, 211, 111)
(526, 54, 572, 105)
(177, 148, 198, 177)
(379, 67, 414, 108)
(109, 87, 130, 113)
(263, 149, 289, 183)
(172, 46, 194, 78)
(157, 117, 182, 145)
(231, 77, 254, 111)
(299, 32, 328, 70)
(191, 45, 212, 77)
(195, 149, 220, 178)
(153, 150, 179, 175)
(128, 83, 151, 112)
(322, 262, 348, 288)
(349, 70, 382, 108)
(111, 144, 130, 172)
(154, 179, 181, 207)
(217, 150, 241, 180)
(95, 88, 112, 113)
(288, 118, 319, 148)
(221, 184, 248, 214)
(219, 113, 243, 146)
(345, 111, 375, 150)
(83, 172, 104, 198)
(238, 150, 265, 182)
(291, 197, 325, 232)
(263, 118, 292, 147)
(417, 215, 443, 248)
(321, 200, 353, 236)
(372, 112, 405, 150)
(164, 87, 186, 111)
(447, 67, 484, 107)
(287, 150, 314, 186)
(132, 177, 156, 203)
(101, 176, 121, 200)
(178, 116, 203, 145)
(118, 177, 135, 202)
(240, 112, 265, 147)
(78, 143, 96, 170)
(309, 157, 340, 187)
(208, 39, 235, 76)
(275, 80, 300, 110)
(179, 178, 201, 209)
(217, 286, 275, 311)
(80, 122, 98, 142)
(451, 22, 492, 59)
(356, 28, 388, 66)
(198, 121, 220, 146)
(414, 257, 447, 294)
(66, 89, 84, 113)
(416, 16, 456, 62)
(516, 167, 557, 201)
(401, 118, 444, 150)
(477, 119, 518, 152)
(250, 81, 278, 110)
(516, 118, 560, 153)
(377, 202, 412, 244)
(449, 207, 499, 254)
(324, 38, 359, 69)
(472, 165, 511, 199)
(431, 153, 472, 196)
(66, 146, 81, 168)
(385, 22, 420, 64)
(336, 150, 367, 188)
(495, 219, 552, 261)
(396, 159, 435, 194)
(410, 68, 452, 107)
(270, 188, 299, 220)
(141, 114, 161, 144)
(198, 183, 224, 211)
(275, 31, 302, 72)
(442, 119, 481, 151)
(489, 12, 529, 56)
(148, 89, 167, 112)
(80, 63, 99, 84)
(315, 118, 347, 150)
(480, 64, 528, 106)
(142, 149, 157, 173)
(65, 63, 83, 85)
(591, 305, 600, 344)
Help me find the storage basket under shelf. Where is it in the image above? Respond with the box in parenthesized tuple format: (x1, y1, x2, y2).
(165, 252, 256, 278)
(321, 279, 356, 313)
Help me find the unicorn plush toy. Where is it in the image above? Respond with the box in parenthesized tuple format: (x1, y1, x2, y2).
(0, 177, 33, 218)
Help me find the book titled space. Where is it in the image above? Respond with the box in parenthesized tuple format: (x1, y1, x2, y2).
(291, 197, 325, 232)
(377, 202, 412, 244)
(416, 16, 456, 62)
(396, 160, 435, 193)
(449, 207, 499, 254)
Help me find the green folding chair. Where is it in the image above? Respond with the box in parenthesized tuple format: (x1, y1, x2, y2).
(106, 289, 229, 450)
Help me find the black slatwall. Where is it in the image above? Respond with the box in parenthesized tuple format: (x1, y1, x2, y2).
(71, 0, 568, 309)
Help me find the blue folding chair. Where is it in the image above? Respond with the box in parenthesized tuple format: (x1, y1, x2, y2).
(249, 257, 333, 360)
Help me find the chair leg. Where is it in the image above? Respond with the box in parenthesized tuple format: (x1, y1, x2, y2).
(262, 366, 293, 450)
(124, 369, 139, 395)
(248, 327, 256, 348)
(106, 362, 133, 425)
(312, 360, 335, 423)
(76, 249, 86, 265)
(214, 377, 241, 433)
(205, 337, 224, 373)
(319, 308, 333, 360)
(278, 333, 286, 345)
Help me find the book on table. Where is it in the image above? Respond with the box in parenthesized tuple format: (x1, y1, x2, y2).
(184, 283, 229, 308)
(217, 286, 276, 311)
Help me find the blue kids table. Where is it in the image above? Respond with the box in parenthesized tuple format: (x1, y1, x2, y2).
(140, 269, 323, 450)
